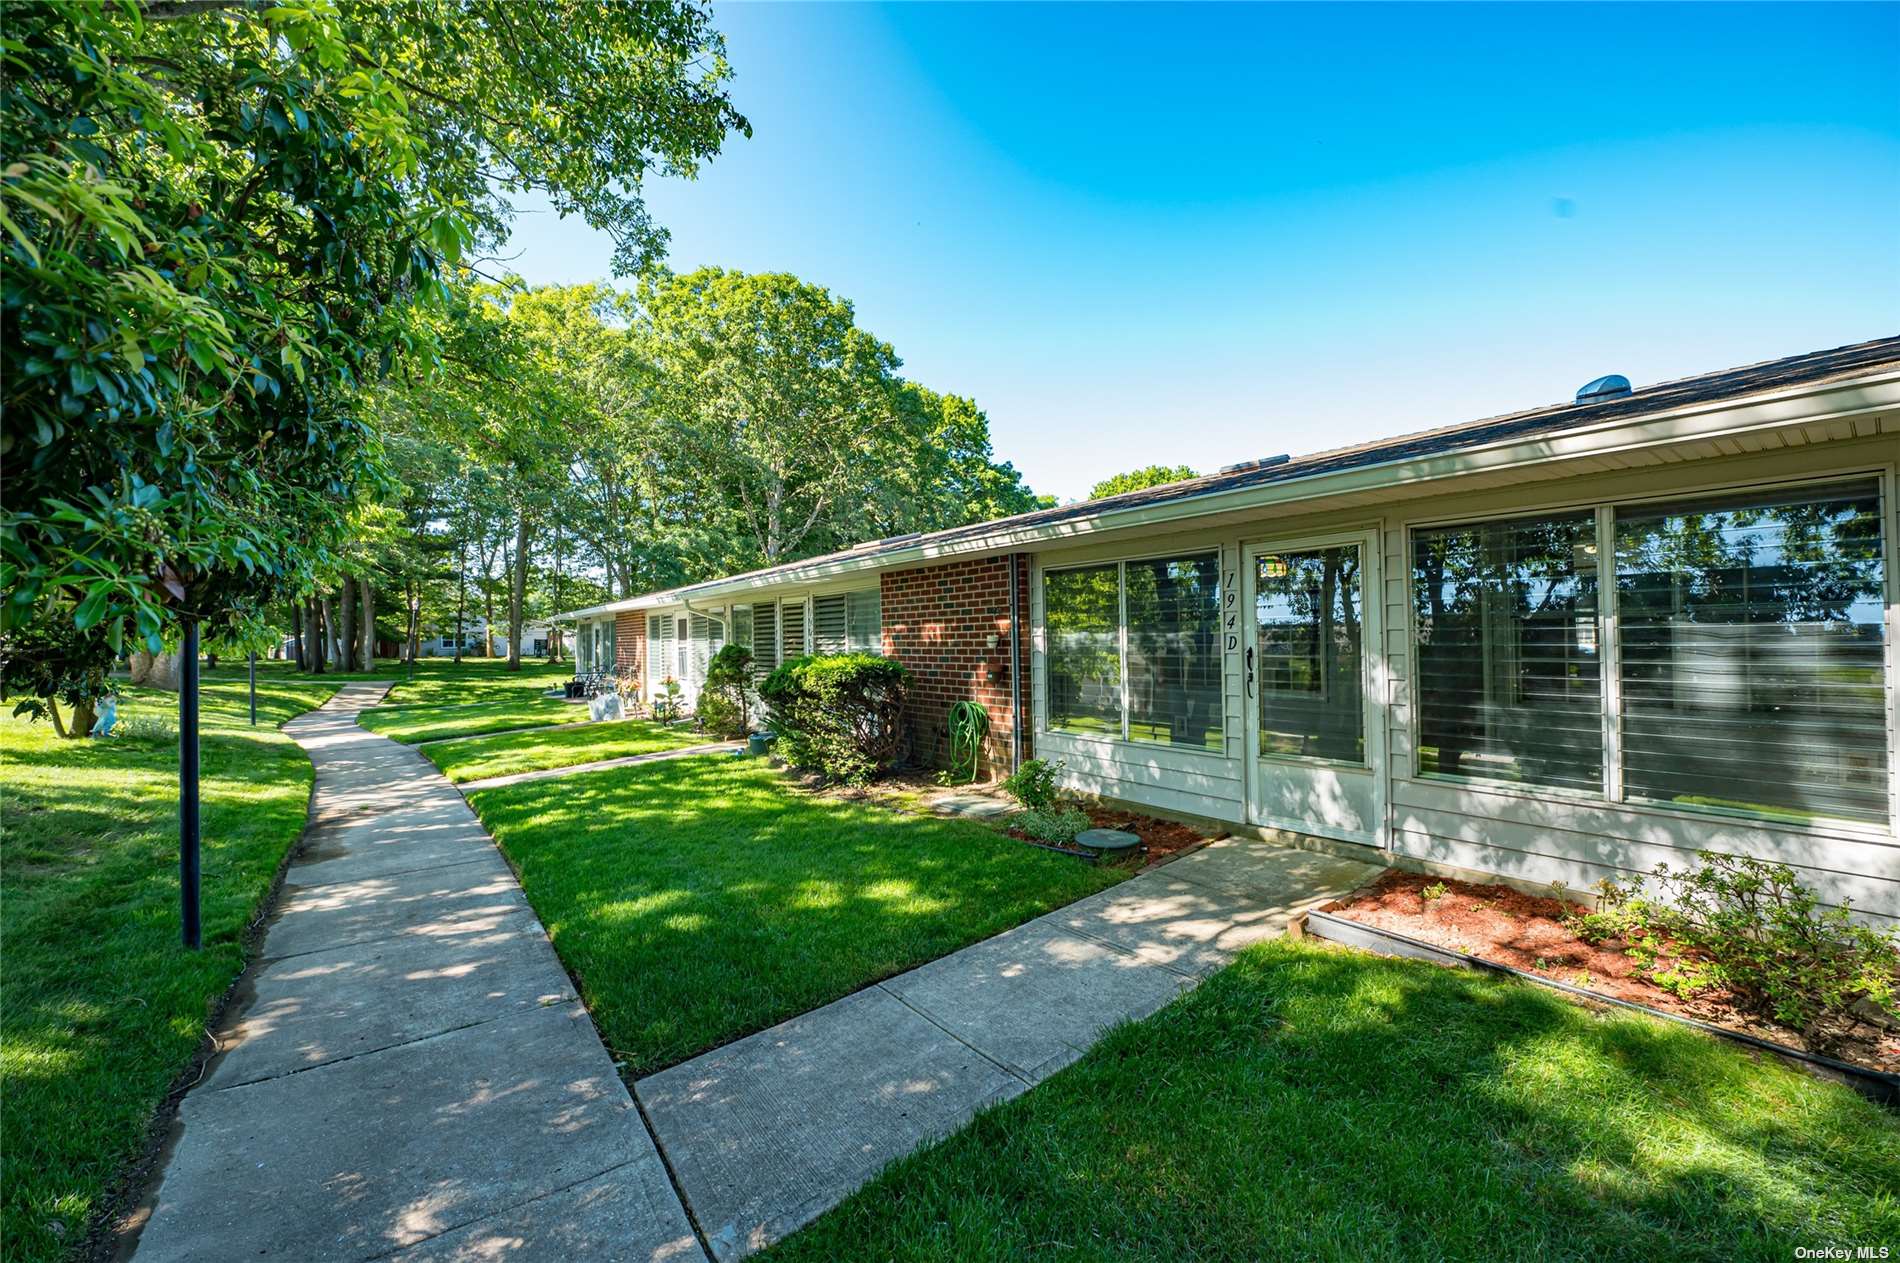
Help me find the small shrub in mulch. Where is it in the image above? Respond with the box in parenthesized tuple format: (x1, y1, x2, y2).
(1327, 869, 1900, 1075)
(1003, 801, 1215, 865)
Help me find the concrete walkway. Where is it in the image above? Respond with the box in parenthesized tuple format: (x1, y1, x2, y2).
(636, 837, 1379, 1261)
(126, 680, 701, 1263)
(456, 741, 744, 792)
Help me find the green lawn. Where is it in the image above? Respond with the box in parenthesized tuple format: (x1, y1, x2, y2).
(375, 657, 571, 707)
(772, 940, 1900, 1263)
(1, 673, 348, 1263)
(423, 719, 712, 783)
(358, 695, 590, 745)
(466, 756, 1126, 1074)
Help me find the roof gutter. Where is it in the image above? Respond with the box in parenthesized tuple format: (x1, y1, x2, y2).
(556, 371, 1900, 619)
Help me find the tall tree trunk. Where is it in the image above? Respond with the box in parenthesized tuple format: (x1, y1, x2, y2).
(358, 577, 375, 670)
(453, 542, 468, 664)
(551, 523, 563, 663)
(507, 509, 528, 672)
(306, 598, 325, 674)
(482, 580, 495, 659)
(128, 648, 155, 685)
(321, 593, 340, 669)
(339, 581, 356, 676)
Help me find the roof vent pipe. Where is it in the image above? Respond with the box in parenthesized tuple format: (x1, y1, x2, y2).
(1218, 454, 1291, 476)
(1574, 374, 1632, 404)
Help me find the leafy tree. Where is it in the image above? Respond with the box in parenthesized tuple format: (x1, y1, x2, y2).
(642, 269, 906, 568)
(1, 0, 745, 723)
(1088, 464, 1200, 499)
(863, 385, 1051, 537)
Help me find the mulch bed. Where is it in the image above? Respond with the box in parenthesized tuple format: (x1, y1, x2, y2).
(1001, 803, 1217, 867)
(1325, 869, 1899, 1076)
(807, 770, 1219, 867)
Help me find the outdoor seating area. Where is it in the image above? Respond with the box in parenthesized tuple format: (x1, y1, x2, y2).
(564, 670, 614, 699)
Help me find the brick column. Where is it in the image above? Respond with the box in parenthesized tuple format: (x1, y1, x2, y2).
(614, 610, 646, 693)
(880, 554, 1032, 779)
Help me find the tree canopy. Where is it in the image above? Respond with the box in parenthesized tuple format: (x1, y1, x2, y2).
(370, 272, 1048, 662)
(0, 0, 745, 715)
(1088, 464, 1200, 500)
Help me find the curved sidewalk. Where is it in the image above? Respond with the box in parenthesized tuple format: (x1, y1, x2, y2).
(124, 680, 701, 1263)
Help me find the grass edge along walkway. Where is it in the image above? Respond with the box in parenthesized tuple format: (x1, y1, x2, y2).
(768, 937, 1900, 1263)
(464, 754, 1130, 1077)
(424, 718, 718, 784)
(1, 674, 354, 1263)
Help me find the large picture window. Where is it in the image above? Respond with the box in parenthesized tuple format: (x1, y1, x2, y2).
(1045, 564, 1121, 737)
(1413, 511, 1602, 792)
(1616, 480, 1889, 824)
(1126, 556, 1223, 750)
(1045, 554, 1222, 750)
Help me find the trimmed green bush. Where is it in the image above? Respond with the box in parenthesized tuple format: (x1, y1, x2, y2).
(1001, 757, 1061, 810)
(698, 643, 754, 739)
(1574, 852, 1898, 1046)
(761, 652, 912, 785)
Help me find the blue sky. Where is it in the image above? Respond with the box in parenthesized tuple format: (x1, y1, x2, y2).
(502, 2, 1900, 503)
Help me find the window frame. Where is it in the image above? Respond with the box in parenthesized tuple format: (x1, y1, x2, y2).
(1040, 548, 1224, 753)
(1403, 466, 1898, 836)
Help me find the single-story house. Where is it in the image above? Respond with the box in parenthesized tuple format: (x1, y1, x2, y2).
(418, 618, 554, 658)
(557, 337, 1900, 922)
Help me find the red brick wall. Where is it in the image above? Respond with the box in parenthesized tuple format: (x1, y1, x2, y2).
(880, 555, 1033, 779)
(614, 611, 645, 690)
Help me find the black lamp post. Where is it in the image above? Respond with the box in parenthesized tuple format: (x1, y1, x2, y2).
(179, 616, 202, 950)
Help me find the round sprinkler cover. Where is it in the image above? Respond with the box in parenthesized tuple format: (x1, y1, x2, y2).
(1075, 828, 1140, 852)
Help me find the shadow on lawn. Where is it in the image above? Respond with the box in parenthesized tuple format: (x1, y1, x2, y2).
(467, 756, 1117, 1075)
(774, 942, 1899, 1263)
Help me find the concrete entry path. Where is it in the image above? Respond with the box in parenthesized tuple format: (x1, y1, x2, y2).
(637, 838, 1379, 1261)
(126, 680, 702, 1263)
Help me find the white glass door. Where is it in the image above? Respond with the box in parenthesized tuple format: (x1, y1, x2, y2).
(1243, 532, 1383, 845)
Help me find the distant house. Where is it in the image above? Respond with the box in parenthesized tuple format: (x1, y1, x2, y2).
(558, 339, 1900, 923)
(420, 618, 554, 658)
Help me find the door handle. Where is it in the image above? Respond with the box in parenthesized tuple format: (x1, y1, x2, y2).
(1245, 645, 1255, 698)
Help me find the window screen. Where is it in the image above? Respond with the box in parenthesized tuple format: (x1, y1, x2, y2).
(1414, 511, 1602, 791)
(780, 600, 807, 658)
(653, 617, 675, 688)
(1045, 564, 1123, 737)
(847, 588, 882, 653)
(812, 594, 849, 654)
(1616, 479, 1889, 824)
(1125, 555, 1222, 750)
(752, 602, 777, 672)
(732, 605, 753, 666)
(690, 614, 712, 679)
